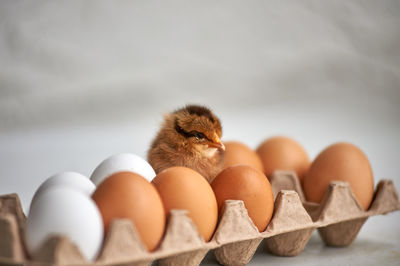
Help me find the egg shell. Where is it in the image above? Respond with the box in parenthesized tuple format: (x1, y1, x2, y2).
(92, 171, 165, 251)
(211, 165, 274, 232)
(90, 153, 156, 185)
(25, 187, 103, 261)
(223, 141, 264, 172)
(303, 142, 374, 210)
(152, 166, 218, 242)
(30, 172, 95, 209)
(256, 136, 310, 181)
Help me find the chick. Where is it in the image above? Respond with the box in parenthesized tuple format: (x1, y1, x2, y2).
(147, 105, 225, 183)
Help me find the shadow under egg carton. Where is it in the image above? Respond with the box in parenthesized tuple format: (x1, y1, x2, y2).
(0, 171, 399, 266)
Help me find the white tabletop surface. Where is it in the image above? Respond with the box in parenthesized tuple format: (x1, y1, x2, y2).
(1, 1, 399, 265)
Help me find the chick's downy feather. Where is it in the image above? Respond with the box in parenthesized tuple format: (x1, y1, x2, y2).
(147, 105, 225, 183)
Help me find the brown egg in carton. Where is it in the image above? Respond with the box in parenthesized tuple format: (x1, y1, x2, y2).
(1, 171, 400, 266)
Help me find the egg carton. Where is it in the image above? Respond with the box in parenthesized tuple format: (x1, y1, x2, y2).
(1, 171, 399, 266)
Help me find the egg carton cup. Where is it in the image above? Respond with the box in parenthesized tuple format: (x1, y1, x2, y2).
(1, 171, 399, 266)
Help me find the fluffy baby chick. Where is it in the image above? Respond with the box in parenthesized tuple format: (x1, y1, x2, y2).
(147, 105, 225, 183)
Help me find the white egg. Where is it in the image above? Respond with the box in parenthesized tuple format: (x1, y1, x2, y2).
(25, 187, 103, 261)
(90, 153, 156, 185)
(30, 172, 95, 209)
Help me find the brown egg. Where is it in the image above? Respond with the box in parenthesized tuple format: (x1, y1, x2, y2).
(303, 142, 374, 210)
(211, 165, 274, 232)
(223, 141, 264, 172)
(152, 167, 218, 242)
(92, 171, 165, 251)
(256, 136, 310, 181)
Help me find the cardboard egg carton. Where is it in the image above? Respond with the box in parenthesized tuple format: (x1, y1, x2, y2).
(1, 171, 399, 266)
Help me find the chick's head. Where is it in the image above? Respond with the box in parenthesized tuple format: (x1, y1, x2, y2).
(172, 105, 225, 157)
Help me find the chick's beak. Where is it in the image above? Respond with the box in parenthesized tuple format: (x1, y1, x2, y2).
(208, 135, 225, 151)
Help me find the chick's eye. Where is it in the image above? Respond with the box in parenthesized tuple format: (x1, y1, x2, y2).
(193, 131, 205, 140)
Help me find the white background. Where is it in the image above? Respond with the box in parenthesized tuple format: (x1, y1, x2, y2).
(0, 1, 399, 265)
